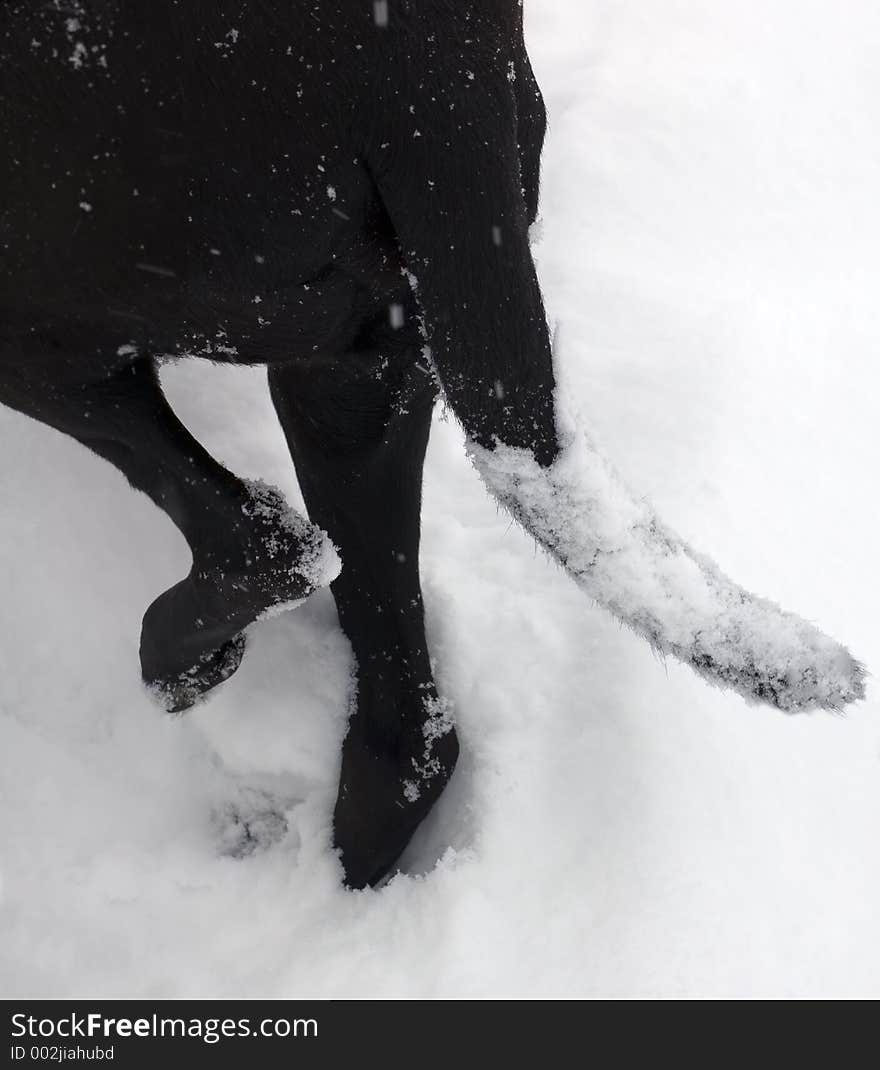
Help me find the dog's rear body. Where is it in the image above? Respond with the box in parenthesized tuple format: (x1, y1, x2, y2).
(4, 4, 416, 367)
(2, 1, 552, 887)
(1, 2, 863, 888)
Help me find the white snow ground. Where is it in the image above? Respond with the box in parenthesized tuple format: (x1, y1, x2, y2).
(1, 1, 878, 998)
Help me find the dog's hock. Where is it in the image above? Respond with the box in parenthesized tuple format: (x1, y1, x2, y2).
(241, 478, 342, 591)
(467, 422, 866, 712)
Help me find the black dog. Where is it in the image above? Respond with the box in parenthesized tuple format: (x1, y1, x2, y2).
(3, 2, 864, 889)
(1, 2, 554, 888)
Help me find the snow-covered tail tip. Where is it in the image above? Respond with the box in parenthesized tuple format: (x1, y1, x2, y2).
(467, 426, 865, 712)
(241, 478, 341, 591)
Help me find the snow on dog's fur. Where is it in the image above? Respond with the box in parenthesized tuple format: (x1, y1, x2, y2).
(469, 399, 865, 712)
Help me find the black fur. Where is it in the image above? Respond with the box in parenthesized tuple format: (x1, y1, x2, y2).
(1, 1, 557, 888)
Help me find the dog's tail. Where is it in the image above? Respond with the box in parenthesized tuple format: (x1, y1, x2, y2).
(361, 32, 864, 710)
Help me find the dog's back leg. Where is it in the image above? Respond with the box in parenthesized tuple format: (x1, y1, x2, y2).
(268, 312, 458, 890)
(0, 351, 337, 709)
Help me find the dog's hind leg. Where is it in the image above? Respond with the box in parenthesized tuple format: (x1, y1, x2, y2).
(0, 353, 338, 710)
(268, 315, 458, 890)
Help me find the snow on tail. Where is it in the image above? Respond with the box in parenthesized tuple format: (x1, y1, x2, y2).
(468, 419, 865, 712)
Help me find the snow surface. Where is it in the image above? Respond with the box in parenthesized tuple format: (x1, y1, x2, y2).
(1, 0, 879, 997)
